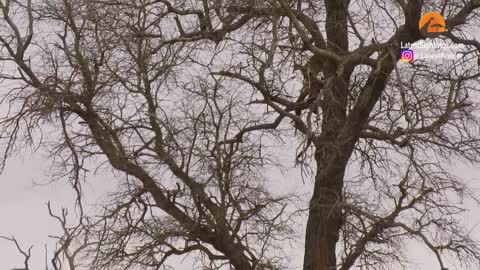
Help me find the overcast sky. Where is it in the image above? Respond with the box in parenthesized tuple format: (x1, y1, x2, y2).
(1, 146, 480, 269)
(1, 2, 480, 270)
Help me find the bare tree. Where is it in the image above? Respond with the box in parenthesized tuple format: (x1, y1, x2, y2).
(1, 0, 480, 270)
(0, 235, 32, 270)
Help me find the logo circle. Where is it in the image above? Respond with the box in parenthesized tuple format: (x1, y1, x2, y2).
(401, 50, 414, 62)
(419, 11, 446, 38)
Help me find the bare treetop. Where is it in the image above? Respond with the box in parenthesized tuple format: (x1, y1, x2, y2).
(1, 0, 480, 270)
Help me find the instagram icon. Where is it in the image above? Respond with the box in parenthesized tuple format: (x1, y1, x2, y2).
(400, 49, 414, 62)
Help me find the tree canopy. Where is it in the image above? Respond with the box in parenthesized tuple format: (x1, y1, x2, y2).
(1, 0, 480, 269)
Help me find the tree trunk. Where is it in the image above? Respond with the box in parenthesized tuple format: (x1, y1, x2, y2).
(303, 0, 351, 267)
(303, 140, 352, 270)
(302, 0, 425, 268)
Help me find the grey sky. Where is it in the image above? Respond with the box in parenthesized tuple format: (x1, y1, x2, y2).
(1, 148, 480, 269)
(1, 2, 480, 270)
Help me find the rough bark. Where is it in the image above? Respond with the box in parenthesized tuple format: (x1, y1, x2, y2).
(303, 1, 350, 269)
(303, 1, 424, 269)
